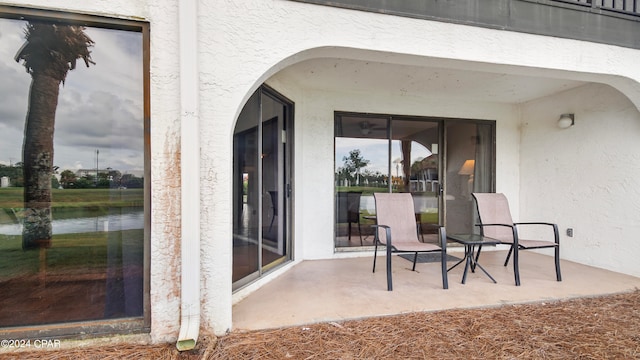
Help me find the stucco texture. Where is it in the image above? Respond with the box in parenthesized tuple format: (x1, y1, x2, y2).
(5, 0, 640, 339)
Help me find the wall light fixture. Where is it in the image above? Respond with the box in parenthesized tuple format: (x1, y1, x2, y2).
(558, 113, 575, 129)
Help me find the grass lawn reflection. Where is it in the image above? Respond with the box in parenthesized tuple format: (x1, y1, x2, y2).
(0, 187, 145, 326)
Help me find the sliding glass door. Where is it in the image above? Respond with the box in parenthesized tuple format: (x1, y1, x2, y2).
(391, 118, 442, 242)
(334, 113, 441, 247)
(443, 120, 495, 234)
(334, 112, 494, 249)
(233, 86, 293, 290)
(334, 114, 388, 247)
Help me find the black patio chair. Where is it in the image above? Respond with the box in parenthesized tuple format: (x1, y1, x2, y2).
(472, 192, 561, 286)
(372, 192, 448, 291)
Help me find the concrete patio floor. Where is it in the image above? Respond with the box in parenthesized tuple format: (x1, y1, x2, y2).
(232, 249, 640, 331)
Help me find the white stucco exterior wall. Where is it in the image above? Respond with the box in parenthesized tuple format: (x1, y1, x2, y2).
(2, 0, 183, 343)
(201, 0, 640, 335)
(4, 0, 640, 340)
(520, 83, 640, 277)
(264, 82, 523, 261)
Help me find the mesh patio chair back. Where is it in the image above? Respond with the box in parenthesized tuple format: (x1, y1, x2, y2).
(374, 192, 419, 246)
(472, 193, 516, 244)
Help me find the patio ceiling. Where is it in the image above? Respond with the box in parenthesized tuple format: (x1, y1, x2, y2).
(274, 57, 587, 104)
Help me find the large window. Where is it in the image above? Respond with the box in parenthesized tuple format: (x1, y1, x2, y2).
(334, 114, 441, 248)
(0, 7, 149, 336)
(334, 112, 494, 248)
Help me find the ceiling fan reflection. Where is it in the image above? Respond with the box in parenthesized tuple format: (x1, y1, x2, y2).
(360, 121, 386, 135)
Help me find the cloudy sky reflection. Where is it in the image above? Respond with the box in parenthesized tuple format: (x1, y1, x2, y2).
(335, 138, 431, 176)
(0, 18, 143, 174)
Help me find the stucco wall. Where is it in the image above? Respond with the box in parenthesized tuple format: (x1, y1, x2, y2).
(5, 0, 640, 340)
(520, 83, 640, 277)
(209, 0, 640, 335)
(264, 82, 522, 260)
(2, 0, 182, 343)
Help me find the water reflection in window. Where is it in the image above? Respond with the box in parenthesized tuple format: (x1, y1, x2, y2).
(335, 115, 440, 247)
(0, 15, 146, 328)
(335, 116, 387, 246)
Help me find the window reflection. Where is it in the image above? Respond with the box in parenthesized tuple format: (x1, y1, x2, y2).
(391, 119, 440, 243)
(445, 121, 494, 234)
(335, 116, 388, 247)
(335, 115, 440, 247)
(0, 16, 146, 328)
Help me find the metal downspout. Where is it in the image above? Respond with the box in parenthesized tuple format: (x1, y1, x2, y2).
(176, 0, 200, 351)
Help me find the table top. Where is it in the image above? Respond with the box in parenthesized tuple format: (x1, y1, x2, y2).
(447, 233, 502, 245)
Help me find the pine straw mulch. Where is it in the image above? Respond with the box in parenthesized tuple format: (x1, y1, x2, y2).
(6, 290, 640, 360)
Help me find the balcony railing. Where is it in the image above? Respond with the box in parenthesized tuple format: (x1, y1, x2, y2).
(555, 0, 640, 16)
(290, 0, 640, 49)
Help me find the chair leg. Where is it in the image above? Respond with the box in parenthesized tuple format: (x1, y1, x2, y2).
(462, 250, 472, 284)
(372, 242, 378, 273)
(473, 244, 483, 272)
(555, 246, 562, 281)
(441, 251, 449, 290)
(439, 227, 448, 289)
(386, 244, 393, 291)
(358, 221, 363, 246)
(412, 252, 418, 271)
(348, 222, 352, 241)
(513, 246, 521, 286)
(504, 245, 514, 266)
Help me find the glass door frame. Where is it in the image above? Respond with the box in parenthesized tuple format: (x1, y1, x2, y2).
(333, 111, 496, 249)
(232, 85, 294, 291)
(442, 119, 496, 234)
(333, 112, 444, 249)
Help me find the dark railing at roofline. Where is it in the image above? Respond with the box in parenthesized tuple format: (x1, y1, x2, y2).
(289, 0, 640, 48)
(555, 0, 640, 16)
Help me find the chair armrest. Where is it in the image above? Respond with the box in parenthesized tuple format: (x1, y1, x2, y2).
(474, 223, 518, 245)
(371, 224, 392, 247)
(514, 222, 560, 244)
(476, 223, 560, 245)
(475, 223, 515, 228)
(514, 222, 556, 227)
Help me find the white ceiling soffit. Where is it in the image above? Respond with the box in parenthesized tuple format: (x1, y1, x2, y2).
(274, 58, 587, 104)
